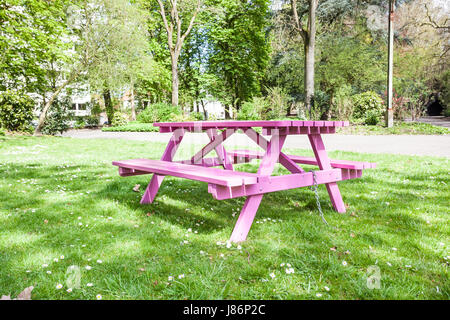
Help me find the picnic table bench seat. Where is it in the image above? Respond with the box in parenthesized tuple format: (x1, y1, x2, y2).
(112, 158, 259, 187)
(229, 150, 376, 170)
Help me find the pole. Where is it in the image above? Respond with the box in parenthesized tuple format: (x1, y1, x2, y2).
(386, 0, 395, 127)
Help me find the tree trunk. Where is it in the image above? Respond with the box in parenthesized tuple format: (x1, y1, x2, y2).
(103, 89, 114, 124)
(304, 0, 317, 117)
(34, 70, 79, 135)
(130, 84, 136, 121)
(171, 54, 179, 106)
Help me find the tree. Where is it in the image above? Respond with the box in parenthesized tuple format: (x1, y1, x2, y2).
(0, 0, 71, 95)
(34, 0, 152, 134)
(291, 0, 318, 116)
(153, 0, 201, 106)
(206, 0, 271, 118)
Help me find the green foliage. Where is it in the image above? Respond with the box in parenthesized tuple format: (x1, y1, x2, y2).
(0, 127, 5, 136)
(237, 88, 292, 121)
(264, 87, 290, 120)
(351, 91, 384, 125)
(206, 0, 271, 110)
(330, 85, 354, 120)
(85, 115, 99, 127)
(41, 97, 71, 135)
(111, 112, 129, 127)
(237, 97, 267, 120)
(189, 112, 204, 121)
(0, 90, 35, 132)
(102, 121, 158, 132)
(137, 103, 181, 123)
(0, 0, 70, 95)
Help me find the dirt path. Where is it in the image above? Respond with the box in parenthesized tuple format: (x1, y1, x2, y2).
(62, 129, 450, 158)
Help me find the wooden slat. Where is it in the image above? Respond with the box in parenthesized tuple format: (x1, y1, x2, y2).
(229, 150, 376, 170)
(112, 159, 258, 187)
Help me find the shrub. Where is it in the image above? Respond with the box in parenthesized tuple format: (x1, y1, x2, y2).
(0, 90, 35, 132)
(137, 103, 181, 123)
(0, 127, 6, 136)
(264, 87, 290, 120)
(237, 97, 266, 120)
(111, 112, 129, 126)
(331, 85, 354, 120)
(190, 111, 204, 121)
(41, 97, 71, 135)
(85, 115, 99, 127)
(351, 91, 384, 125)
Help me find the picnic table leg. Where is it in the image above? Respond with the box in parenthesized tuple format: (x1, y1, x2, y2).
(206, 129, 233, 170)
(140, 128, 185, 204)
(229, 132, 287, 242)
(308, 133, 346, 213)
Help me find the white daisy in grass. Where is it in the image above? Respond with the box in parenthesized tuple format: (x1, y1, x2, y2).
(54, 258, 59, 262)
(285, 268, 295, 274)
(269, 272, 276, 279)
(96, 260, 103, 264)
(86, 283, 93, 287)
(42, 264, 48, 268)
(168, 276, 174, 281)
(60, 255, 65, 260)
(46, 270, 52, 274)
(280, 263, 285, 267)
(387, 262, 392, 267)
(178, 274, 185, 279)
(56, 284, 63, 289)
(342, 261, 348, 266)
(324, 286, 330, 292)
(67, 288, 72, 293)
(226, 241, 232, 249)
(237, 245, 242, 250)
(316, 293, 322, 297)
(85, 265, 92, 270)
(96, 294, 102, 300)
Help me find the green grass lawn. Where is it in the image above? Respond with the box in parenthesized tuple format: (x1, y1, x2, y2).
(0, 135, 448, 300)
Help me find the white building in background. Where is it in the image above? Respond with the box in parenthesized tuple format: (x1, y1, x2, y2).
(69, 93, 91, 117)
(192, 98, 229, 119)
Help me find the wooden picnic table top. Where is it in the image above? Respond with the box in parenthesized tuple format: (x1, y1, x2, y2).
(154, 120, 349, 129)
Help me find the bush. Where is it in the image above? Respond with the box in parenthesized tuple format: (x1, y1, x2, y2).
(264, 87, 290, 120)
(190, 111, 204, 121)
(111, 112, 129, 126)
(137, 103, 181, 123)
(0, 90, 35, 132)
(0, 127, 6, 136)
(237, 97, 266, 120)
(331, 85, 354, 120)
(351, 91, 384, 125)
(41, 97, 71, 135)
(85, 115, 99, 127)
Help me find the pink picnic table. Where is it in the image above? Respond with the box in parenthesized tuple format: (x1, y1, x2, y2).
(112, 120, 376, 242)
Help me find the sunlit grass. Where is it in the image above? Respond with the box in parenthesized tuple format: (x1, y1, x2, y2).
(0, 135, 448, 300)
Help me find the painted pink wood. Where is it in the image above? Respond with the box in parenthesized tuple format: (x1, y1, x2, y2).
(206, 129, 233, 170)
(154, 120, 350, 133)
(113, 158, 259, 187)
(229, 150, 376, 170)
(140, 128, 184, 204)
(243, 128, 305, 174)
(190, 128, 235, 164)
(308, 134, 346, 213)
(229, 132, 287, 243)
(209, 169, 342, 200)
